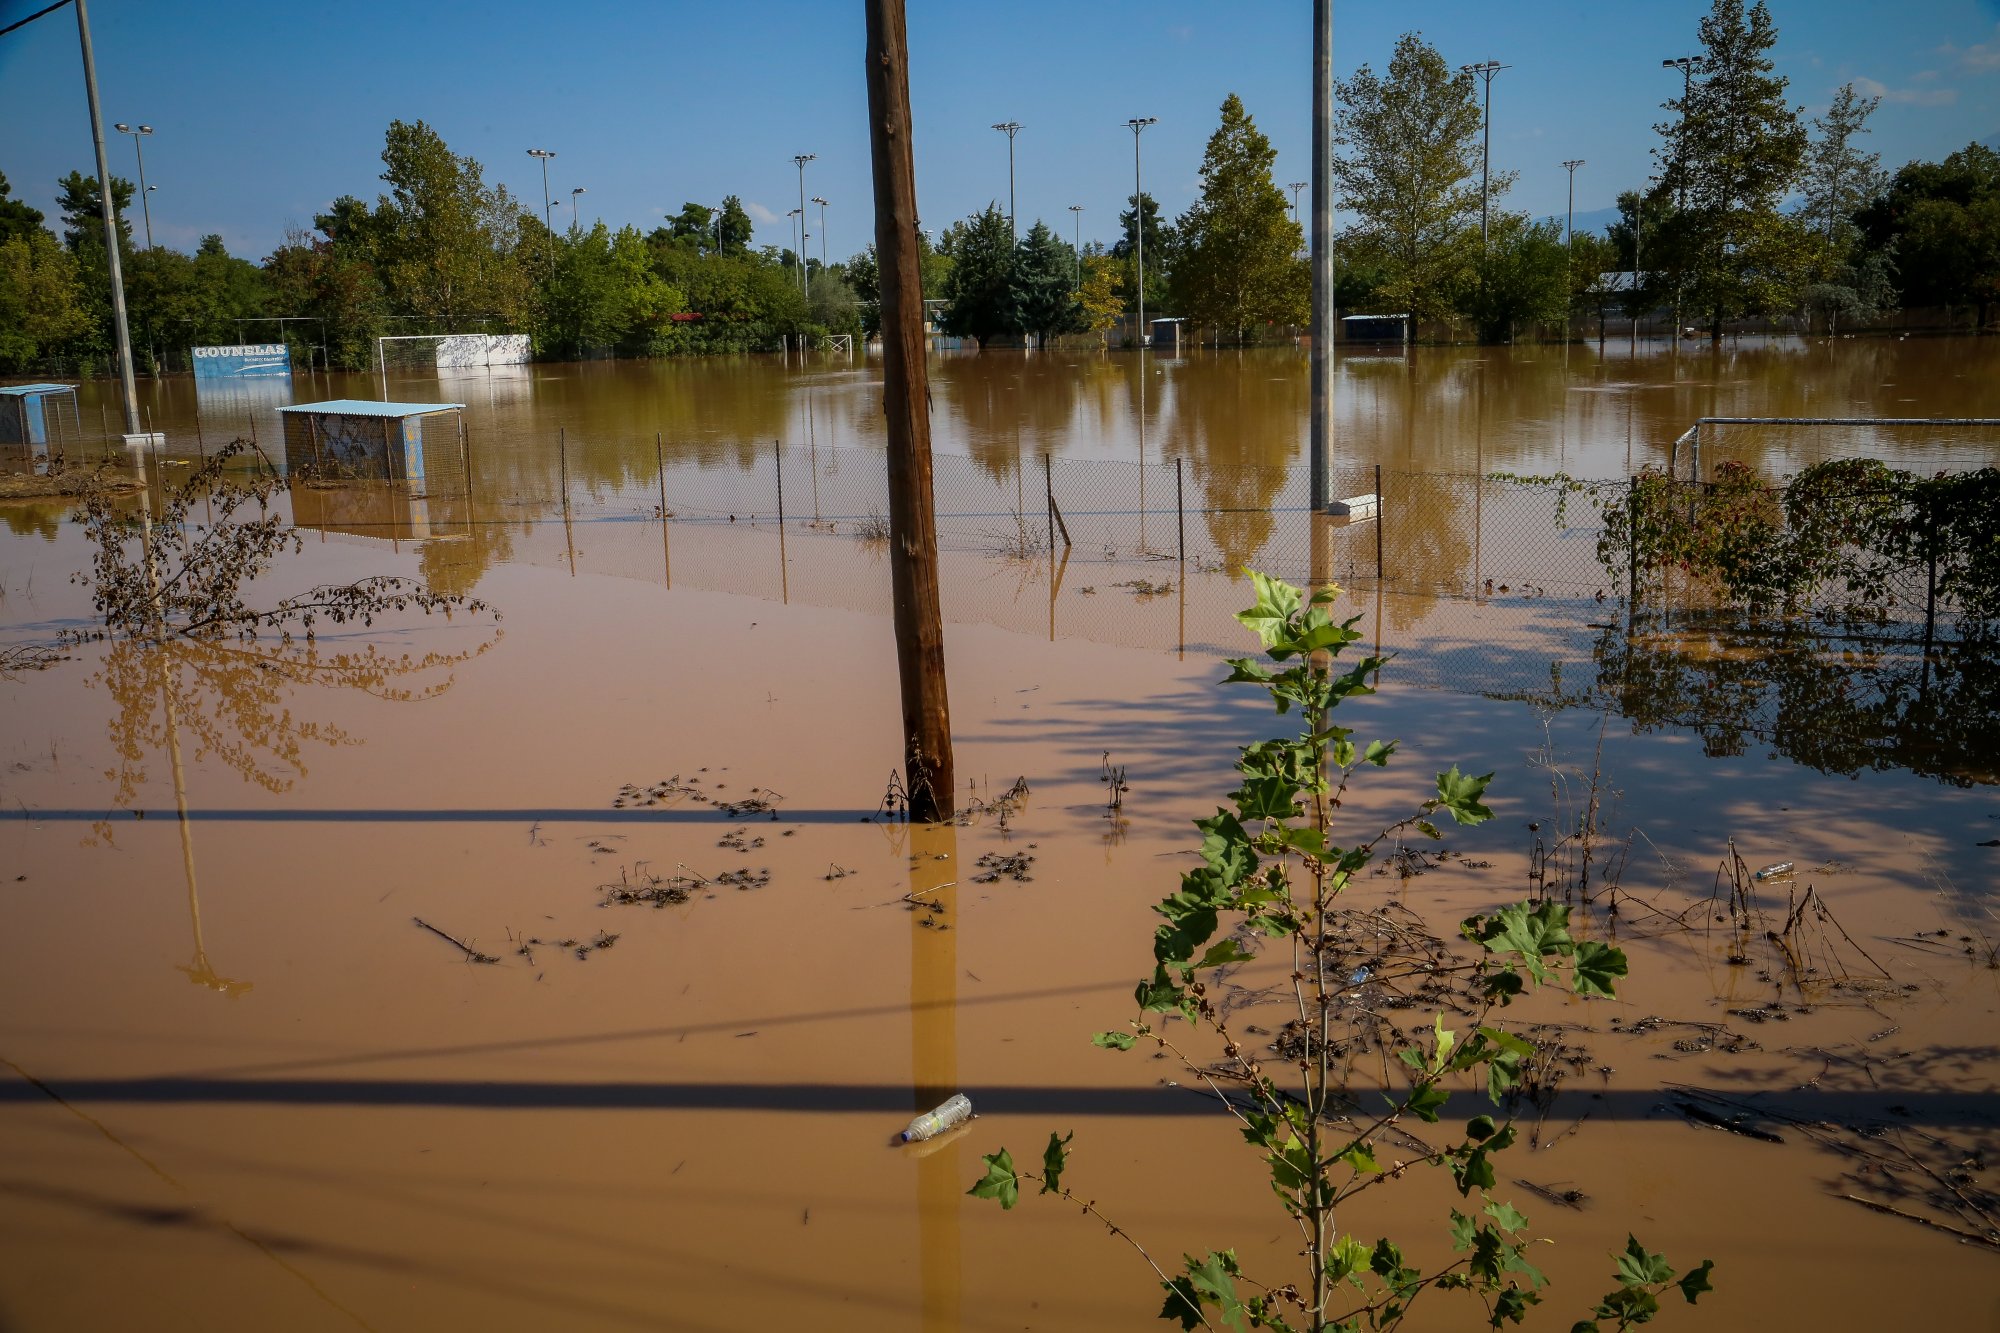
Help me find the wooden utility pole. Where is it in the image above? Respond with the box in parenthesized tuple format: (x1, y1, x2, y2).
(865, 0, 954, 821)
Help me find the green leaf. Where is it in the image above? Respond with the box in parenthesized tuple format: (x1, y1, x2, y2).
(1326, 1235, 1370, 1289)
(1091, 1030, 1136, 1051)
(1435, 766, 1495, 826)
(1408, 1082, 1451, 1123)
(1448, 1209, 1477, 1251)
(1160, 1277, 1205, 1331)
(1468, 902, 1577, 985)
(967, 1149, 1019, 1210)
(1232, 774, 1300, 823)
(1571, 940, 1628, 999)
(1332, 737, 1357, 768)
(1221, 656, 1275, 684)
(1195, 939, 1255, 970)
(1135, 966, 1187, 1015)
(1614, 1235, 1675, 1289)
(1236, 569, 1303, 650)
(1485, 1200, 1529, 1233)
(1364, 739, 1397, 766)
(1337, 1141, 1381, 1174)
(1039, 1131, 1072, 1195)
(1431, 1013, 1457, 1073)
(1195, 811, 1259, 883)
(1183, 1251, 1250, 1332)
(1677, 1259, 1715, 1304)
(1466, 1114, 1499, 1142)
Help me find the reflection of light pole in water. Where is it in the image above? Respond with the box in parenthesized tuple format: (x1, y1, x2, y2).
(127, 446, 247, 997)
(906, 822, 963, 1333)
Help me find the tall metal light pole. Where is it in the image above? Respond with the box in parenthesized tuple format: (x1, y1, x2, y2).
(69, 0, 141, 433)
(1662, 57, 1701, 210)
(1067, 204, 1084, 289)
(1459, 61, 1507, 250)
(113, 122, 153, 248)
(1126, 117, 1157, 347)
(1562, 159, 1585, 247)
(1287, 180, 1307, 222)
(570, 186, 585, 232)
(1310, 0, 1333, 513)
(526, 148, 556, 260)
(811, 196, 829, 270)
(991, 121, 1022, 239)
(792, 153, 816, 295)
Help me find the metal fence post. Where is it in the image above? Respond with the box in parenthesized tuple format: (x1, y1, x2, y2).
(774, 438, 785, 526)
(1374, 463, 1385, 580)
(1175, 456, 1185, 566)
(1043, 454, 1055, 556)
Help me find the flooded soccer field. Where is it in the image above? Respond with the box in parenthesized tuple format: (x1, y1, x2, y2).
(2, 338, 1997, 1331)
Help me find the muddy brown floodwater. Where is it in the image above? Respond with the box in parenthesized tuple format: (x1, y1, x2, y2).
(2, 339, 1998, 1331)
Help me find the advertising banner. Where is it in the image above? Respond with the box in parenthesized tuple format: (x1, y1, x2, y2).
(192, 344, 293, 380)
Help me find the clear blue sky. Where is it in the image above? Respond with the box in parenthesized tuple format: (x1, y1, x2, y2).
(3, 0, 1996, 261)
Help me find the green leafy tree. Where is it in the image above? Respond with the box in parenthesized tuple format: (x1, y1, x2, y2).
(1566, 230, 1622, 335)
(1856, 143, 2000, 329)
(373, 119, 528, 331)
(938, 203, 1017, 347)
(1333, 33, 1497, 323)
(1009, 219, 1084, 343)
(0, 229, 90, 370)
(55, 169, 133, 253)
(1169, 93, 1307, 344)
(969, 572, 1714, 1333)
(807, 266, 862, 336)
(1651, 0, 1811, 339)
(262, 225, 388, 370)
(1077, 252, 1125, 332)
(1801, 83, 1884, 251)
(1457, 215, 1570, 342)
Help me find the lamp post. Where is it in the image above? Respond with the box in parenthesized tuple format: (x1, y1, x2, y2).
(113, 122, 153, 248)
(63, 0, 141, 433)
(570, 186, 585, 231)
(1125, 116, 1157, 347)
(792, 153, 816, 296)
(1562, 159, 1585, 247)
(811, 196, 829, 270)
(1067, 204, 1083, 289)
(787, 207, 803, 288)
(1287, 180, 1307, 222)
(991, 121, 1022, 239)
(1458, 61, 1507, 250)
(526, 148, 556, 260)
(1662, 57, 1702, 210)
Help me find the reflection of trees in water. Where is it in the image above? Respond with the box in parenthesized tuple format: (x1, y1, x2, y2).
(1160, 355, 1303, 567)
(1593, 621, 1998, 787)
(91, 632, 499, 808)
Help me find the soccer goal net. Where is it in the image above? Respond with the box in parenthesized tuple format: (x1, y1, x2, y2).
(375, 333, 533, 375)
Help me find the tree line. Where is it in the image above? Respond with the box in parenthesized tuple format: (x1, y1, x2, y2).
(2, 0, 1995, 374)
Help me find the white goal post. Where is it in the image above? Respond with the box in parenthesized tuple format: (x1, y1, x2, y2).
(375, 333, 532, 376)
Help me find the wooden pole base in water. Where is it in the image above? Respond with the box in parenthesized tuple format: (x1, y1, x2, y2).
(866, 0, 954, 820)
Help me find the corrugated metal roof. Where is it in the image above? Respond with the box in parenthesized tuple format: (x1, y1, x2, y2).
(278, 399, 465, 418)
(0, 383, 78, 397)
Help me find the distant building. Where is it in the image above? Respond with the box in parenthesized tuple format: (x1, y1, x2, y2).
(1340, 314, 1410, 344)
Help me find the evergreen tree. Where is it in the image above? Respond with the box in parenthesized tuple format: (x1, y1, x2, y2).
(1168, 94, 1306, 345)
(1802, 83, 1885, 249)
(717, 196, 754, 257)
(0, 172, 47, 246)
(1332, 34, 1498, 324)
(938, 204, 1016, 347)
(1651, 0, 1811, 339)
(1009, 220, 1084, 344)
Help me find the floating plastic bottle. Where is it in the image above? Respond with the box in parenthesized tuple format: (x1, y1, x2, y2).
(901, 1094, 973, 1143)
(1753, 862, 1794, 881)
